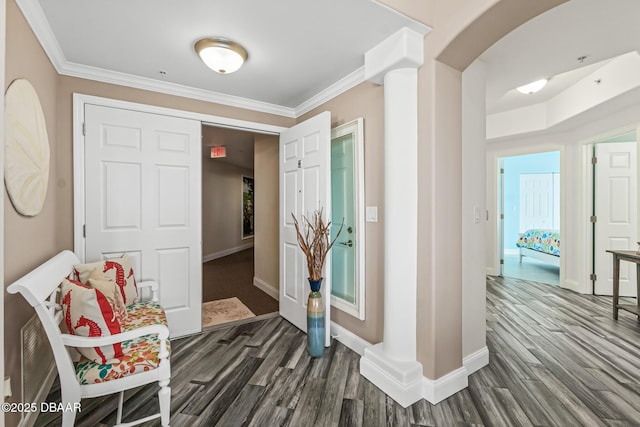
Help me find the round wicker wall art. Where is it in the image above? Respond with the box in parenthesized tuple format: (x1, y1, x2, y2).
(4, 79, 50, 216)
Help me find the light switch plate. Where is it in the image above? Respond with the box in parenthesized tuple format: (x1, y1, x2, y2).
(366, 206, 378, 222)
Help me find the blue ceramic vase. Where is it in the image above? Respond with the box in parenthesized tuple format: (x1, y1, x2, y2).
(307, 278, 325, 357)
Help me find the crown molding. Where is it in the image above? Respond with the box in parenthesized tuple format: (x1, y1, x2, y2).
(16, 0, 378, 120)
(16, 0, 67, 69)
(59, 61, 297, 118)
(294, 66, 366, 117)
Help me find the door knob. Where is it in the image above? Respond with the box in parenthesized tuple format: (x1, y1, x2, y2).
(339, 240, 353, 247)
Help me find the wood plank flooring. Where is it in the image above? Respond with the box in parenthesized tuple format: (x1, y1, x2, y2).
(36, 275, 640, 426)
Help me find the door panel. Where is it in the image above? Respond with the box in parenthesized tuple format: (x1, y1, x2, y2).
(594, 141, 637, 296)
(279, 111, 331, 346)
(85, 104, 202, 337)
(519, 173, 554, 231)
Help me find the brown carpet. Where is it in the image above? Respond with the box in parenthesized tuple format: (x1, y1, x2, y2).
(202, 297, 255, 328)
(202, 248, 279, 316)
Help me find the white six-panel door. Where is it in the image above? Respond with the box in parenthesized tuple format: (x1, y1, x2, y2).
(84, 104, 202, 337)
(594, 141, 638, 296)
(279, 111, 331, 346)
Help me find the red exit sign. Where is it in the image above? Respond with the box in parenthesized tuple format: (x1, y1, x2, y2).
(210, 146, 227, 158)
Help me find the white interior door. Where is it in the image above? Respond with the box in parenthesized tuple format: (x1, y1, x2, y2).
(279, 111, 331, 346)
(519, 173, 555, 231)
(594, 141, 638, 296)
(84, 104, 202, 337)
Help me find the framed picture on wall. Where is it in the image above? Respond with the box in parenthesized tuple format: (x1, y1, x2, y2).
(242, 176, 254, 239)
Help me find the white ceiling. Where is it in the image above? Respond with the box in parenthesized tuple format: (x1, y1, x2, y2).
(28, 0, 428, 116)
(481, 0, 640, 116)
(22, 0, 640, 142)
(202, 125, 257, 171)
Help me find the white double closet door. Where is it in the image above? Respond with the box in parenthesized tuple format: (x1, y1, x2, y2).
(83, 102, 332, 342)
(83, 104, 202, 337)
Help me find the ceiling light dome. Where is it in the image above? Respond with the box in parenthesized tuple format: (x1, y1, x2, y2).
(516, 79, 548, 94)
(195, 38, 248, 74)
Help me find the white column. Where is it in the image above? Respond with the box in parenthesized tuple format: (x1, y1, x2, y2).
(382, 67, 418, 360)
(359, 27, 426, 408)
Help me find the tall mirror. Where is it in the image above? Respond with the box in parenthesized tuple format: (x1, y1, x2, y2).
(330, 118, 365, 319)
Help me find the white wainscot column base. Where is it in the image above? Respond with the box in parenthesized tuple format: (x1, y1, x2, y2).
(360, 345, 487, 407)
(360, 343, 424, 408)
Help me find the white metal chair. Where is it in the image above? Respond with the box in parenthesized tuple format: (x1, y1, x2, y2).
(7, 250, 171, 427)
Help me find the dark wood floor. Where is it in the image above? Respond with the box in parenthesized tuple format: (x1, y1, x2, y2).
(37, 275, 640, 426)
(203, 249, 278, 316)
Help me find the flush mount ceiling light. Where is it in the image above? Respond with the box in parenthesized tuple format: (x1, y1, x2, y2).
(516, 79, 548, 94)
(195, 38, 248, 74)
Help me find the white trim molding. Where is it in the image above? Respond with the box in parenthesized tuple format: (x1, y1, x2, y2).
(329, 321, 372, 356)
(422, 348, 489, 404)
(463, 346, 489, 376)
(253, 276, 279, 301)
(422, 366, 469, 405)
(360, 343, 424, 408)
(335, 323, 484, 407)
(202, 242, 254, 263)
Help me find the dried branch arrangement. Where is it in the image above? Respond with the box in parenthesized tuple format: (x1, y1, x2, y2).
(292, 209, 344, 281)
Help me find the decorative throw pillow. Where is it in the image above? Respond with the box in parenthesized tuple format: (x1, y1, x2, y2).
(60, 278, 124, 364)
(87, 268, 127, 326)
(74, 255, 139, 306)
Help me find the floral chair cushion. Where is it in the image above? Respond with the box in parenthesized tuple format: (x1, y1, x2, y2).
(75, 301, 170, 385)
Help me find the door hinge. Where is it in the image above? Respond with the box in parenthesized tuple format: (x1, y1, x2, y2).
(591, 156, 597, 165)
(590, 273, 597, 281)
(83, 224, 86, 238)
(500, 168, 505, 174)
(297, 160, 301, 169)
(500, 213, 504, 220)
(590, 215, 597, 223)
(82, 122, 86, 136)
(500, 259, 504, 265)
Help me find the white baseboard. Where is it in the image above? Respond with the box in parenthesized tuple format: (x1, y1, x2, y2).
(463, 346, 489, 375)
(253, 276, 279, 301)
(330, 321, 372, 356)
(203, 242, 254, 263)
(562, 279, 585, 294)
(359, 343, 486, 407)
(360, 343, 424, 408)
(422, 365, 469, 405)
(486, 266, 499, 276)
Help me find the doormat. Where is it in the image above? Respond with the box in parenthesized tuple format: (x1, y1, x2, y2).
(202, 297, 255, 328)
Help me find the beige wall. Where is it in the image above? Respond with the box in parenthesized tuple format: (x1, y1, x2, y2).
(254, 135, 279, 292)
(4, 1, 59, 423)
(299, 82, 385, 344)
(201, 148, 254, 257)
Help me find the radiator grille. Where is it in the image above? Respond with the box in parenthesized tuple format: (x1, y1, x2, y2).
(21, 314, 55, 419)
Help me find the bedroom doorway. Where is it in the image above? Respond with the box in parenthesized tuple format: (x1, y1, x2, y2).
(499, 151, 561, 286)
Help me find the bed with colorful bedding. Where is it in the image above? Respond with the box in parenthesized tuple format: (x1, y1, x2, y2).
(516, 229, 560, 267)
